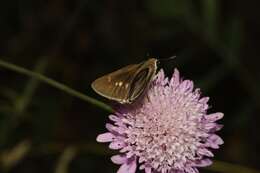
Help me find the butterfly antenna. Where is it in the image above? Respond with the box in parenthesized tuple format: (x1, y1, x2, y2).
(158, 55, 176, 64)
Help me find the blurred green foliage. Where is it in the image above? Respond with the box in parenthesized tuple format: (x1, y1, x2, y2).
(0, 0, 260, 173)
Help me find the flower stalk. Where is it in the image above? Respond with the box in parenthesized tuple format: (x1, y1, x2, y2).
(0, 59, 114, 113)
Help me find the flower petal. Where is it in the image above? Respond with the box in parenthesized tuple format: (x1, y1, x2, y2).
(197, 148, 214, 157)
(109, 141, 125, 150)
(109, 115, 120, 122)
(155, 70, 167, 85)
(106, 123, 116, 131)
(96, 133, 114, 142)
(207, 134, 224, 148)
(199, 97, 209, 104)
(210, 124, 224, 132)
(204, 123, 218, 130)
(193, 159, 213, 167)
(205, 113, 224, 122)
(185, 167, 199, 173)
(111, 155, 127, 165)
(179, 80, 194, 93)
(170, 68, 180, 87)
(106, 123, 125, 134)
(117, 159, 137, 173)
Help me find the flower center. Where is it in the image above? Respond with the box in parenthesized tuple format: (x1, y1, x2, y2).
(124, 87, 205, 171)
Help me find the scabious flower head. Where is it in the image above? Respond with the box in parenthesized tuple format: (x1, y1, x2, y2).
(97, 68, 224, 173)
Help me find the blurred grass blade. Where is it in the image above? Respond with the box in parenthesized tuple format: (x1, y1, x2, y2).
(1, 140, 31, 171)
(224, 17, 243, 66)
(202, 0, 218, 41)
(0, 58, 114, 113)
(0, 87, 18, 102)
(0, 59, 48, 148)
(0, 104, 14, 114)
(206, 160, 260, 173)
(148, 0, 192, 19)
(54, 147, 77, 173)
(14, 58, 48, 115)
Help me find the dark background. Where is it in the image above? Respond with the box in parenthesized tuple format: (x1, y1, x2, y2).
(0, 0, 259, 172)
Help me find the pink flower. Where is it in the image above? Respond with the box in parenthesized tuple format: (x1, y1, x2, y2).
(97, 69, 224, 173)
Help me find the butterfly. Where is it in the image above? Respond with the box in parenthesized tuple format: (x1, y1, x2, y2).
(91, 58, 158, 104)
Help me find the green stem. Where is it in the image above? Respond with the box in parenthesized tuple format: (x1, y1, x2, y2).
(206, 160, 260, 173)
(0, 59, 114, 113)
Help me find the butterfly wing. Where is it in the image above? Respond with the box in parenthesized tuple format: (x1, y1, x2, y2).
(91, 63, 141, 103)
(91, 58, 157, 104)
(128, 59, 157, 102)
(127, 68, 151, 102)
